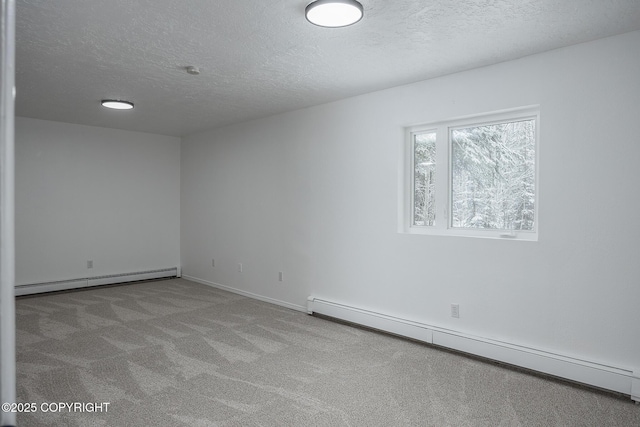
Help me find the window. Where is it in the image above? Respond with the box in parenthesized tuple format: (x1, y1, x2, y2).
(412, 131, 436, 227)
(402, 107, 539, 240)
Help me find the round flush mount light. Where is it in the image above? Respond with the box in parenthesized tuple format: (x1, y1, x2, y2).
(305, 0, 363, 28)
(101, 99, 134, 110)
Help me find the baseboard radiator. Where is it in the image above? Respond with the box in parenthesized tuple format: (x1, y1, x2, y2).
(307, 297, 640, 402)
(15, 267, 179, 296)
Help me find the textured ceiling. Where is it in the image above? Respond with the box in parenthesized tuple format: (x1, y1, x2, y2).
(15, 0, 640, 137)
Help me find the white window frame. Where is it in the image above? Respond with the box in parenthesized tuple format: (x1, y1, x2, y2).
(399, 106, 540, 241)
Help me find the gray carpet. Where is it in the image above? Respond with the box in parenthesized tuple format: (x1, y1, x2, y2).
(14, 278, 640, 426)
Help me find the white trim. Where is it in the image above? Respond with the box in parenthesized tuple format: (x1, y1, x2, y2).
(15, 268, 178, 296)
(632, 372, 640, 403)
(307, 297, 434, 343)
(0, 1, 16, 425)
(182, 275, 307, 313)
(308, 296, 636, 400)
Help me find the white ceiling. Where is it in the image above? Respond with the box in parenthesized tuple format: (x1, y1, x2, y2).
(15, 0, 640, 137)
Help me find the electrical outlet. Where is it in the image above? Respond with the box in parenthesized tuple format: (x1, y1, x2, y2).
(278, 271, 283, 282)
(451, 304, 460, 318)
(87, 260, 93, 269)
(238, 263, 243, 273)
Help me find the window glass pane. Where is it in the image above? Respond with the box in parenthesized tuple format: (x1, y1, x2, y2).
(413, 132, 436, 226)
(451, 119, 535, 231)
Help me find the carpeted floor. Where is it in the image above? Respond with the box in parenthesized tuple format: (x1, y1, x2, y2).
(14, 278, 640, 426)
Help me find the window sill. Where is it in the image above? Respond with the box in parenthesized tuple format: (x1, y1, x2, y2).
(401, 226, 538, 241)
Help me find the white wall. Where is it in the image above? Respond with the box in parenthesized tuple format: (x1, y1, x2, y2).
(181, 31, 640, 371)
(16, 118, 180, 285)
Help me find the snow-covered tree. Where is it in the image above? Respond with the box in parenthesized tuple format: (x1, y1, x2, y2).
(413, 132, 436, 226)
(450, 120, 535, 231)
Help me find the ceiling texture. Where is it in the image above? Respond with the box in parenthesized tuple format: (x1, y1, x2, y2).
(15, 0, 640, 137)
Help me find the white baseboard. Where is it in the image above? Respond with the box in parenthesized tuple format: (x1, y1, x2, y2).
(15, 268, 178, 296)
(182, 275, 307, 313)
(632, 374, 640, 402)
(307, 297, 638, 401)
(306, 296, 434, 343)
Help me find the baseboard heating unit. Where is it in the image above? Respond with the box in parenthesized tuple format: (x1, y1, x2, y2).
(307, 297, 640, 402)
(15, 267, 179, 296)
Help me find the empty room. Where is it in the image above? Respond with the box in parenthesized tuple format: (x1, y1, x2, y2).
(1, 0, 640, 426)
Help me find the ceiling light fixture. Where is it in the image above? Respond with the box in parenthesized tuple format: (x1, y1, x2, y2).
(101, 100, 134, 110)
(305, 0, 363, 28)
